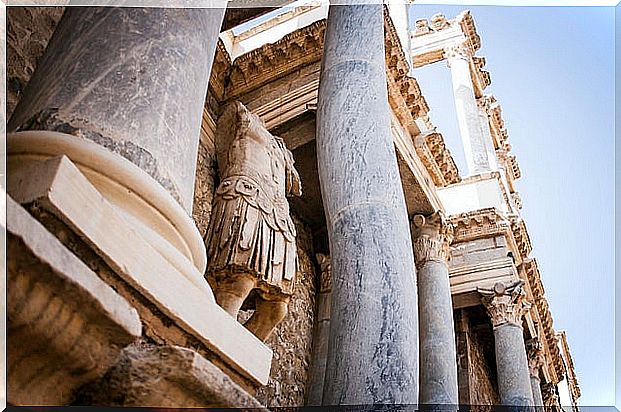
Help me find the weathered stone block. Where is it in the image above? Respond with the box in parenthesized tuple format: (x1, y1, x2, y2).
(77, 343, 266, 408)
(7, 195, 142, 405)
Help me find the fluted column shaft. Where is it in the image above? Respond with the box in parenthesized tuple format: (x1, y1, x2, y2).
(411, 212, 458, 407)
(8, 6, 226, 212)
(479, 281, 534, 406)
(316, 2, 419, 405)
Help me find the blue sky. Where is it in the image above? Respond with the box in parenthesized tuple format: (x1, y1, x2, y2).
(409, 4, 616, 406)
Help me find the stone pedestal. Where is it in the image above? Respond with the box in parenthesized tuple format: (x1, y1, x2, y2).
(316, 2, 419, 405)
(527, 338, 546, 407)
(411, 212, 458, 407)
(7, 6, 227, 273)
(76, 343, 266, 408)
(445, 44, 490, 176)
(7, 195, 142, 405)
(478, 280, 534, 406)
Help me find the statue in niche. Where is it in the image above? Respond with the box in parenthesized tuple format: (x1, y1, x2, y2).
(204, 101, 301, 341)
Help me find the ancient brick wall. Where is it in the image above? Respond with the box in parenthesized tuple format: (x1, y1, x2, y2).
(7, 6, 65, 118)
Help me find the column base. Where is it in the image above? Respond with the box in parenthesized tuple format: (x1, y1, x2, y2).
(8, 130, 207, 280)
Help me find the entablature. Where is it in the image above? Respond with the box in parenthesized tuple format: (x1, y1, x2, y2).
(410, 11, 490, 97)
(520, 258, 563, 384)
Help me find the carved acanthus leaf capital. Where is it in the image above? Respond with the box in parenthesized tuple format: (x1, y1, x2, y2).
(316, 253, 332, 293)
(526, 338, 546, 378)
(541, 383, 561, 407)
(444, 43, 472, 66)
(411, 211, 454, 269)
(478, 280, 531, 329)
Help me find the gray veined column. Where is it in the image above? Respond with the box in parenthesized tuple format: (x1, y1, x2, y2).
(7, 6, 226, 274)
(411, 212, 458, 408)
(316, 1, 419, 405)
(478, 280, 535, 407)
(527, 338, 546, 407)
(306, 254, 333, 406)
(8, 6, 226, 212)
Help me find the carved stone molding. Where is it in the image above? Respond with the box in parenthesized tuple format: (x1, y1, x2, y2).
(450, 208, 513, 245)
(526, 338, 546, 378)
(316, 253, 332, 294)
(541, 383, 561, 407)
(510, 217, 533, 260)
(412, 11, 481, 53)
(478, 280, 531, 329)
(226, 20, 326, 99)
(411, 211, 454, 269)
(413, 131, 461, 187)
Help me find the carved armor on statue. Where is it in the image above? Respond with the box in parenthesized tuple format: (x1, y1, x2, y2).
(205, 101, 301, 341)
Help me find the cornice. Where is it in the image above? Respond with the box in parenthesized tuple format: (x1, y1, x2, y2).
(510, 217, 533, 260)
(226, 20, 326, 99)
(522, 259, 564, 383)
(556, 330, 582, 401)
(449, 208, 511, 243)
(414, 131, 461, 187)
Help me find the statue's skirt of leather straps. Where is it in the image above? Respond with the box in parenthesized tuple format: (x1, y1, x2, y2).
(205, 174, 297, 299)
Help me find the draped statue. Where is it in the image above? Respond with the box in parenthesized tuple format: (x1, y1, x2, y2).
(204, 101, 301, 341)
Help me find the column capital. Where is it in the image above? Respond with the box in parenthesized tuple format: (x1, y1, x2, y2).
(541, 382, 561, 407)
(411, 211, 454, 269)
(316, 253, 332, 293)
(526, 338, 545, 378)
(444, 43, 473, 66)
(478, 280, 531, 329)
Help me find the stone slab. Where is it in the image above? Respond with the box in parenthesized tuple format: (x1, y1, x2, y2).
(7, 195, 142, 405)
(7, 155, 272, 386)
(78, 343, 267, 408)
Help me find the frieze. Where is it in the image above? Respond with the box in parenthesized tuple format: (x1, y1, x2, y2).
(449, 208, 513, 244)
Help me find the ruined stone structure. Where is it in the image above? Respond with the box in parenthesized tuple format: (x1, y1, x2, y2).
(5, 3, 581, 409)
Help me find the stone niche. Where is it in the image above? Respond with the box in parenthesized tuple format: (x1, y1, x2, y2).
(455, 307, 501, 406)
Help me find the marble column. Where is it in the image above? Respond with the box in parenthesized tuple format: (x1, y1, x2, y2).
(7, 6, 226, 273)
(476, 96, 499, 171)
(306, 254, 332, 406)
(478, 280, 534, 406)
(316, 1, 419, 405)
(411, 212, 458, 407)
(445, 43, 491, 176)
(527, 338, 546, 407)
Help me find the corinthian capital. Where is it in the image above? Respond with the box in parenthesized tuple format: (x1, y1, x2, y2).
(478, 280, 531, 329)
(411, 211, 454, 269)
(526, 338, 545, 378)
(444, 43, 472, 66)
(541, 383, 560, 407)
